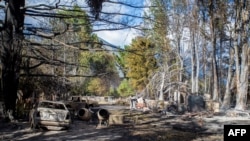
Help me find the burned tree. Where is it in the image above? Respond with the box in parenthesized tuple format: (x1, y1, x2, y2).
(0, 0, 106, 119)
(0, 0, 25, 119)
(0, 0, 147, 119)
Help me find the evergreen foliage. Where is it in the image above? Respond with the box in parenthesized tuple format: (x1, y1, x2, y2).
(125, 36, 158, 91)
(117, 79, 135, 97)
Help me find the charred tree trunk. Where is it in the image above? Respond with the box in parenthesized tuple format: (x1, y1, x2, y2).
(190, 3, 199, 95)
(0, 0, 25, 119)
(191, 31, 197, 94)
(221, 49, 234, 109)
(234, 0, 249, 110)
(208, 0, 219, 101)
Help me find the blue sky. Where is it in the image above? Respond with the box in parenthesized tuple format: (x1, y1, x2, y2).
(0, 0, 148, 47)
(24, 0, 149, 47)
(93, 0, 148, 47)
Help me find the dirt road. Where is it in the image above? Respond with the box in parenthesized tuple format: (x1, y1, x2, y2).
(1, 107, 250, 141)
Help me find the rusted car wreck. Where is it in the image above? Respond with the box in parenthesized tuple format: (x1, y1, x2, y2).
(29, 100, 72, 130)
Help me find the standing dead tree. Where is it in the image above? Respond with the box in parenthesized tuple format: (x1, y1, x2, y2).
(0, 0, 25, 119)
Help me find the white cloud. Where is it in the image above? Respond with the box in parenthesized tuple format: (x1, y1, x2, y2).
(94, 0, 144, 47)
(96, 28, 138, 47)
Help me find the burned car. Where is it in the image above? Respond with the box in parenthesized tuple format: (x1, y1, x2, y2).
(29, 100, 72, 130)
(64, 96, 99, 118)
(66, 96, 99, 108)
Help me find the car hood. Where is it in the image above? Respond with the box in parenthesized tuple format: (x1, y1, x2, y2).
(38, 107, 68, 113)
(37, 108, 69, 121)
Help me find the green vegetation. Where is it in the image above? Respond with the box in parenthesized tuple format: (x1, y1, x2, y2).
(124, 37, 158, 91)
(117, 79, 135, 97)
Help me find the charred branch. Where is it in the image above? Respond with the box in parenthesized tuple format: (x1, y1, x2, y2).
(21, 55, 88, 68)
(20, 73, 107, 78)
(26, 24, 69, 39)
